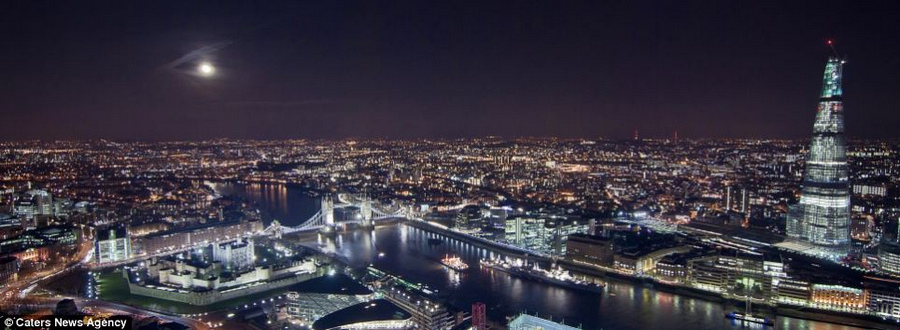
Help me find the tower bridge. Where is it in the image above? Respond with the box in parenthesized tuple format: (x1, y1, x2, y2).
(262, 193, 413, 237)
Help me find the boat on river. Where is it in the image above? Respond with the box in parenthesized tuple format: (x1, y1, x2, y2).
(480, 258, 604, 293)
(725, 311, 775, 326)
(439, 255, 469, 271)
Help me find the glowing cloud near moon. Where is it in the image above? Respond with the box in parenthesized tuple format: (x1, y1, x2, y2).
(198, 62, 215, 76)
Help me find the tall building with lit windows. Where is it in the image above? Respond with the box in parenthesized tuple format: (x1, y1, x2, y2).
(96, 227, 131, 263)
(786, 55, 851, 256)
(879, 218, 900, 276)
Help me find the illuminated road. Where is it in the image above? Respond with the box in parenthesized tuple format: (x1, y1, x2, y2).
(0, 239, 209, 330)
(12, 296, 210, 330)
(78, 298, 210, 330)
(1, 241, 93, 303)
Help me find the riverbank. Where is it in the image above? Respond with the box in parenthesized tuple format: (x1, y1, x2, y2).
(405, 219, 895, 329)
(777, 305, 897, 330)
(128, 270, 320, 306)
(96, 268, 321, 315)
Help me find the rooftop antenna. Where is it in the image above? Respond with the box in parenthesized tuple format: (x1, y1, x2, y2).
(826, 39, 844, 61)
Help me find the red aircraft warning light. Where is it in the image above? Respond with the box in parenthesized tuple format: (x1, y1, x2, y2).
(827, 39, 842, 59)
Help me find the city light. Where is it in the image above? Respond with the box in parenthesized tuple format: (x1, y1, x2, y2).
(0, 3, 897, 329)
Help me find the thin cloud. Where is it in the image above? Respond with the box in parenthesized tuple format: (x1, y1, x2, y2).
(157, 41, 233, 73)
(224, 100, 358, 107)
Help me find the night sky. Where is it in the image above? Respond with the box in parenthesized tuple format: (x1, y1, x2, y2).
(2, 1, 899, 140)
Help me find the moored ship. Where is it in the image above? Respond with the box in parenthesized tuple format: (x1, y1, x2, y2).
(439, 254, 469, 271)
(725, 312, 775, 326)
(480, 258, 603, 293)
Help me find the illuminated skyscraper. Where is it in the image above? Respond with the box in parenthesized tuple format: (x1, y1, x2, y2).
(786, 55, 851, 256)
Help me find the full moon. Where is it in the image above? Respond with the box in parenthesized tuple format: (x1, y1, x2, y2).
(198, 62, 215, 76)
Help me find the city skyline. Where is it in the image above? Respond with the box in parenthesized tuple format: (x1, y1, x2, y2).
(2, 1, 900, 140)
(2, 2, 899, 330)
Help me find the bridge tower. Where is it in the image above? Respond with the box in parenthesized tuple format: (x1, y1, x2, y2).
(272, 219, 283, 239)
(360, 194, 373, 227)
(321, 195, 335, 226)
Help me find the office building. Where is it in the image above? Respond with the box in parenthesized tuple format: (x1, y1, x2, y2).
(95, 227, 131, 263)
(724, 185, 750, 213)
(786, 55, 852, 256)
(0, 256, 19, 283)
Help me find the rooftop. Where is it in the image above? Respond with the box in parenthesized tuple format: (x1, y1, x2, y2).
(289, 273, 372, 296)
(312, 299, 409, 330)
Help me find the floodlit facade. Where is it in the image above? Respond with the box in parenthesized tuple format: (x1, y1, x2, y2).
(810, 284, 867, 313)
(133, 258, 318, 305)
(786, 56, 851, 256)
(96, 227, 131, 263)
(212, 239, 255, 271)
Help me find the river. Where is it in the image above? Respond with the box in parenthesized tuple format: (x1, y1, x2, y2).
(207, 182, 865, 330)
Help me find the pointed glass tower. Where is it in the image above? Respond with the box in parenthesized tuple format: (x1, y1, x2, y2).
(786, 56, 851, 256)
